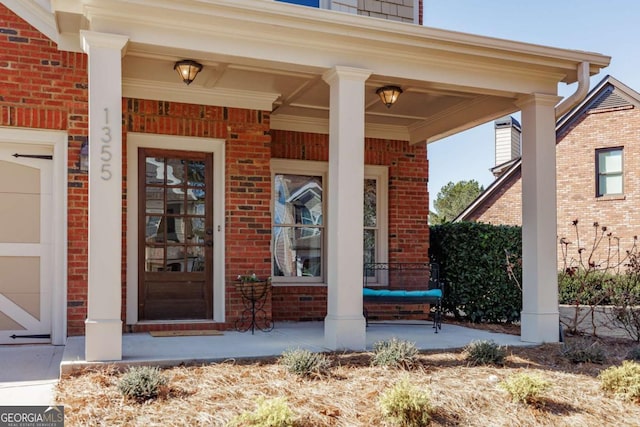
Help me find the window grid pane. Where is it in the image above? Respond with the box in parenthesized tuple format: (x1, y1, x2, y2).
(597, 148, 623, 196)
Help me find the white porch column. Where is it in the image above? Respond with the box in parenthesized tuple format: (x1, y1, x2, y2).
(322, 66, 371, 350)
(517, 93, 562, 343)
(81, 31, 129, 361)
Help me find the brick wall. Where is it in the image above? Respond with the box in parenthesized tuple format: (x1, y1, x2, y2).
(271, 130, 429, 320)
(556, 107, 640, 263)
(470, 106, 640, 266)
(123, 100, 272, 332)
(466, 169, 522, 226)
(0, 4, 89, 336)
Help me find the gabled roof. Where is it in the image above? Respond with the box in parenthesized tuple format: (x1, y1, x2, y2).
(454, 75, 640, 222)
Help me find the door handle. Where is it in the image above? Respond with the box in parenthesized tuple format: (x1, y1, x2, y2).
(206, 228, 214, 235)
(205, 240, 213, 247)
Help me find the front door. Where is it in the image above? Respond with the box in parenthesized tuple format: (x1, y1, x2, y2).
(138, 148, 213, 320)
(0, 143, 53, 344)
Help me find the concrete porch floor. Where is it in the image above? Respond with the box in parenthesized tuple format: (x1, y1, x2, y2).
(61, 321, 529, 376)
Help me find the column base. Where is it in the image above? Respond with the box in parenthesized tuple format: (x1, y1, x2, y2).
(520, 311, 560, 343)
(324, 314, 366, 350)
(85, 318, 122, 361)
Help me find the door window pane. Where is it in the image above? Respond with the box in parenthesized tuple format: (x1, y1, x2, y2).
(145, 216, 163, 242)
(145, 157, 164, 184)
(145, 187, 164, 213)
(188, 160, 206, 187)
(166, 158, 185, 185)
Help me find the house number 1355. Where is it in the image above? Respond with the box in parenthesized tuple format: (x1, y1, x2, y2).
(100, 107, 112, 180)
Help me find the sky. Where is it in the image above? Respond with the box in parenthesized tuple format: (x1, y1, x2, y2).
(423, 0, 640, 210)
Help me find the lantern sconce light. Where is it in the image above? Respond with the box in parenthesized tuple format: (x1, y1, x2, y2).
(174, 60, 203, 85)
(79, 140, 89, 173)
(376, 85, 403, 108)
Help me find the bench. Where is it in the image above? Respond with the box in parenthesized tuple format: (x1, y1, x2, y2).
(363, 262, 444, 333)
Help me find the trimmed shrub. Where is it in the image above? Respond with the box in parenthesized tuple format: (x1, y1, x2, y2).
(117, 366, 167, 402)
(429, 222, 522, 323)
(372, 338, 419, 369)
(230, 397, 295, 427)
(626, 346, 640, 362)
(464, 340, 506, 366)
(379, 378, 432, 427)
(599, 361, 640, 403)
(561, 339, 606, 364)
(499, 373, 551, 405)
(279, 349, 331, 377)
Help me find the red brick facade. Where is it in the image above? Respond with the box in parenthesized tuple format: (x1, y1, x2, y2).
(466, 88, 640, 266)
(466, 169, 522, 226)
(1, 5, 431, 335)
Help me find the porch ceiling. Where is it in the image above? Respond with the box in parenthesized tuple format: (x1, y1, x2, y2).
(36, 0, 611, 143)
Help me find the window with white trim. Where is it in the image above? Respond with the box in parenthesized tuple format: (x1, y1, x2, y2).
(271, 160, 388, 284)
(276, 0, 319, 6)
(596, 147, 623, 197)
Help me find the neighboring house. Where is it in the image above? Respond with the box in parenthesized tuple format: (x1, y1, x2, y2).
(0, 0, 609, 361)
(456, 75, 640, 262)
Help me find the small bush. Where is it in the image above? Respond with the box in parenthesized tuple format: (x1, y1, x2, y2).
(230, 397, 295, 427)
(464, 340, 506, 366)
(117, 366, 167, 402)
(626, 346, 640, 362)
(561, 339, 606, 364)
(372, 338, 419, 369)
(599, 361, 640, 403)
(379, 378, 431, 427)
(499, 373, 551, 405)
(279, 349, 331, 377)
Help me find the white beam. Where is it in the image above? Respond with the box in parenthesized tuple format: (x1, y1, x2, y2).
(323, 66, 371, 350)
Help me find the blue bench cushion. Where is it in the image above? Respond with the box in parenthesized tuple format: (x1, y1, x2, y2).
(363, 287, 442, 299)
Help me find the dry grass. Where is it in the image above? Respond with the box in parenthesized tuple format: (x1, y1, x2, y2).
(56, 335, 640, 427)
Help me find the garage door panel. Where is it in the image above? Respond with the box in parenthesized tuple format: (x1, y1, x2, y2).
(0, 257, 40, 295)
(0, 142, 51, 344)
(0, 194, 40, 243)
(0, 160, 39, 194)
(0, 311, 26, 331)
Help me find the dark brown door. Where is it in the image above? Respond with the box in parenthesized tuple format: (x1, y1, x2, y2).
(138, 148, 213, 320)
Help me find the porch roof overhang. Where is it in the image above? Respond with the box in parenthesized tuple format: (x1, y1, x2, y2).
(14, 0, 610, 143)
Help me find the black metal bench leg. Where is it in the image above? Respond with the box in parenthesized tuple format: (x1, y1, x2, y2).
(431, 302, 442, 333)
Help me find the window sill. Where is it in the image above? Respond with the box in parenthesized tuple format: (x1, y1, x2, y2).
(596, 194, 626, 201)
(271, 282, 327, 287)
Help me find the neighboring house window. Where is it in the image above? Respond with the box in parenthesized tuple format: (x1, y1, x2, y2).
(271, 160, 388, 284)
(276, 0, 320, 6)
(596, 148, 623, 197)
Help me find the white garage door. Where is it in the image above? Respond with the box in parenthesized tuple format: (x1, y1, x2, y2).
(0, 143, 53, 344)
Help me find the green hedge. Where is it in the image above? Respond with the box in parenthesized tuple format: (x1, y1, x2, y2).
(559, 271, 640, 305)
(429, 222, 522, 323)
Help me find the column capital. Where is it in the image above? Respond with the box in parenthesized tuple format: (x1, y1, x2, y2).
(515, 93, 563, 109)
(322, 66, 372, 86)
(81, 30, 129, 56)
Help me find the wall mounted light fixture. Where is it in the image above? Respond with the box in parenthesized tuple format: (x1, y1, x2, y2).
(174, 60, 203, 85)
(79, 140, 89, 172)
(376, 85, 403, 108)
